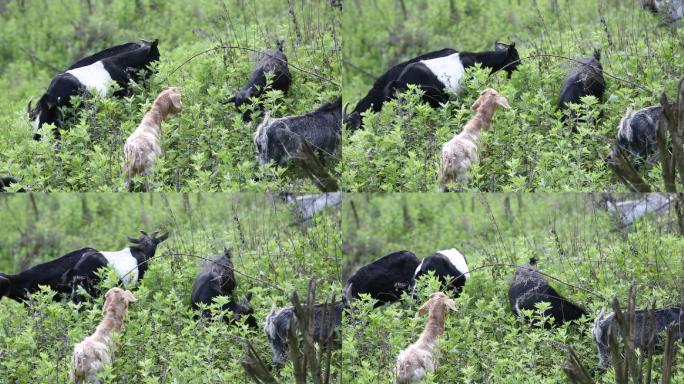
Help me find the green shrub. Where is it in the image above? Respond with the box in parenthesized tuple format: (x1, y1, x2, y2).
(342, 0, 684, 191)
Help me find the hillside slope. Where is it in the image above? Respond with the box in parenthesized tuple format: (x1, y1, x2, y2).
(0, 193, 342, 382)
(342, 0, 684, 192)
(0, 0, 340, 192)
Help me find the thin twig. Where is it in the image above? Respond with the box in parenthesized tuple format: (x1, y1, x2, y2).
(162, 45, 338, 86)
(489, 53, 655, 94)
(19, 47, 62, 73)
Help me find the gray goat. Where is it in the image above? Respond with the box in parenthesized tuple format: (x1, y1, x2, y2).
(264, 300, 345, 367)
(254, 98, 342, 166)
(593, 306, 684, 369)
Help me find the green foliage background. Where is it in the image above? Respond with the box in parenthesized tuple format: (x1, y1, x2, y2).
(342, 193, 684, 383)
(0, 0, 340, 192)
(342, 0, 684, 192)
(0, 193, 342, 383)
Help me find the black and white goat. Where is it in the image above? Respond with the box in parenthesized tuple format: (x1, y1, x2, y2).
(190, 249, 256, 327)
(28, 40, 160, 139)
(607, 106, 661, 167)
(508, 258, 587, 326)
(557, 51, 605, 125)
(343, 250, 421, 307)
(265, 300, 345, 367)
(224, 40, 292, 121)
(593, 306, 684, 369)
(254, 97, 342, 166)
(346, 41, 520, 130)
(0, 247, 99, 302)
(412, 248, 470, 297)
(65, 230, 168, 303)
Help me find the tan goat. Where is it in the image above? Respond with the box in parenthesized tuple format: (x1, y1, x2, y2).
(438, 88, 510, 191)
(394, 292, 457, 384)
(123, 87, 182, 189)
(70, 288, 137, 384)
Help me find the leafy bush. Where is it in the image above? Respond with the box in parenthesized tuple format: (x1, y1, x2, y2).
(342, 0, 684, 191)
(0, 193, 342, 382)
(342, 194, 684, 382)
(0, 0, 340, 192)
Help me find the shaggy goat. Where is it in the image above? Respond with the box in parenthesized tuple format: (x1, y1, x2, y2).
(123, 87, 182, 189)
(344, 250, 421, 307)
(190, 249, 256, 327)
(412, 249, 470, 297)
(607, 105, 661, 167)
(642, 0, 684, 22)
(225, 40, 292, 121)
(254, 98, 341, 166)
(508, 258, 587, 326)
(70, 287, 136, 384)
(593, 306, 684, 369)
(264, 300, 345, 367)
(347, 41, 519, 130)
(394, 292, 457, 384)
(29, 40, 159, 139)
(557, 51, 605, 125)
(439, 88, 510, 191)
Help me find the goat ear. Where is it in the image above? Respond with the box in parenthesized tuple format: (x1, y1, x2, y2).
(128, 236, 141, 244)
(418, 300, 431, 315)
(122, 290, 137, 302)
(27, 98, 33, 114)
(496, 96, 511, 110)
(169, 92, 182, 110)
(471, 97, 482, 111)
(151, 39, 159, 48)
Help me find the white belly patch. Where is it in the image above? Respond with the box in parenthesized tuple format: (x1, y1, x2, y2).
(101, 248, 139, 285)
(66, 61, 113, 97)
(420, 53, 466, 93)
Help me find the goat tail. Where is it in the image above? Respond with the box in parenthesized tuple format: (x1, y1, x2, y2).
(122, 143, 146, 180)
(70, 348, 85, 384)
(394, 359, 410, 384)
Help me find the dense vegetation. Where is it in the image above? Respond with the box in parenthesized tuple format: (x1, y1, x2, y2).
(341, 0, 684, 192)
(342, 193, 684, 383)
(0, 193, 342, 382)
(0, 0, 340, 192)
